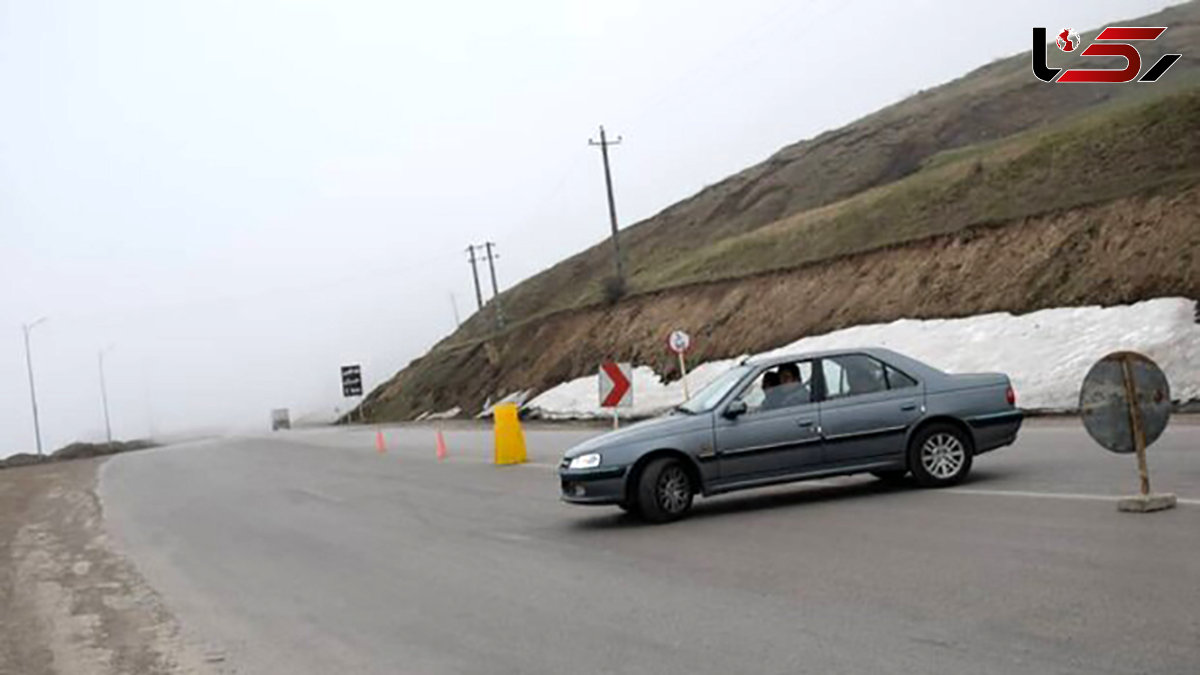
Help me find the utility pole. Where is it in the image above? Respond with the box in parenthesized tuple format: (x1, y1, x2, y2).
(466, 245, 484, 311)
(482, 242, 504, 329)
(22, 317, 47, 456)
(143, 381, 157, 441)
(449, 292, 461, 327)
(98, 346, 114, 446)
(588, 125, 624, 283)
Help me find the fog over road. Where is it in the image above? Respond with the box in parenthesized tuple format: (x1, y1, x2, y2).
(101, 420, 1200, 675)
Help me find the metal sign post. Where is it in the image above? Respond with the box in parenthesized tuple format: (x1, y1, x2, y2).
(1079, 351, 1176, 513)
(666, 330, 693, 402)
(1119, 356, 1152, 497)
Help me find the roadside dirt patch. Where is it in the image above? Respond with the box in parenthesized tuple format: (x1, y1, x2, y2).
(0, 459, 214, 674)
(0, 441, 157, 472)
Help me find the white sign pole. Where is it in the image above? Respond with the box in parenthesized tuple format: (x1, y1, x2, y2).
(667, 330, 692, 403)
(599, 361, 631, 429)
(678, 352, 690, 401)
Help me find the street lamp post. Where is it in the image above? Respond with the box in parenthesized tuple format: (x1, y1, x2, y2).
(21, 317, 47, 457)
(99, 345, 114, 446)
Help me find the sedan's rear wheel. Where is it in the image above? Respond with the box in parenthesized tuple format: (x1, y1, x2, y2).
(635, 458, 694, 523)
(909, 424, 973, 487)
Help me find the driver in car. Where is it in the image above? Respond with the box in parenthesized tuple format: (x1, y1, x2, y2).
(768, 363, 810, 408)
(760, 370, 782, 409)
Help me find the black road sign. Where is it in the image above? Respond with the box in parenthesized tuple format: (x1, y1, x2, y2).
(341, 364, 363, 397)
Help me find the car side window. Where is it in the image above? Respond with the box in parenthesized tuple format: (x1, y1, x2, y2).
(736, 361, 814, 413)
(821, 355, 888, 399)
(738, 380, 768, 410)
(886, 365, 918, 389)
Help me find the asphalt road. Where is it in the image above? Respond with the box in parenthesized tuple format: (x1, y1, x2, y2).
(100, 419, 1200, 675)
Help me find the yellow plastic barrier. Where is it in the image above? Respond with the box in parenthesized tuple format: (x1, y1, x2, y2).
(493, 403, 527, 465)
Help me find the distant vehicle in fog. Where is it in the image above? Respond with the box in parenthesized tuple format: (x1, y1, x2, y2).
(559, 347, 1022, 522)
(271, 408, 291, 431)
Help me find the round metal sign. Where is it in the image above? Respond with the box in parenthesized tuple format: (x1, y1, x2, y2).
(1079, 351, 1171, 454)
(666, 330, 692, 354)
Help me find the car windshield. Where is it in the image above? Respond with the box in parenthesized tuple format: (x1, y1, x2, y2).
(676, 365, 752, 414)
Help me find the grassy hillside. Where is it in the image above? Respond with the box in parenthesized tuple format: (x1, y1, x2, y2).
(363, 182, 1200, 421)
(359, 2, 1200, 420)
(653, 90, 1200, 287)
(439, 0, 1199, 344)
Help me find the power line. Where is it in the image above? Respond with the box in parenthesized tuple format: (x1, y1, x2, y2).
(588, 125, 624, 285)
(482, 242, 505, 329)
(465, 245, 484, 311)
(22, 318, 47, 457)
(449, 292, 461, 328)
(98, 346, 114, 446)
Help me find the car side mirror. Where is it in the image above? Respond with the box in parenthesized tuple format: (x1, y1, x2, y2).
(723, 400, 748, 419)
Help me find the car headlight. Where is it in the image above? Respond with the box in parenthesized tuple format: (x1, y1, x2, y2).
(567, 453, 601, 470)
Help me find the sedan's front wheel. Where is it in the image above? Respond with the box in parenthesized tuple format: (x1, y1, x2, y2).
(909, 424, 973, 487)
(635, 458, 694, 523)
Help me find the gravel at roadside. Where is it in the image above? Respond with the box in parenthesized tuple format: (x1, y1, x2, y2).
(0, 457, 213, 675)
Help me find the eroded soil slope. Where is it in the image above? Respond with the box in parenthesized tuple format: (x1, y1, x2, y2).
(365, 184, 1200, 421)
(443, 2, 1200, 335)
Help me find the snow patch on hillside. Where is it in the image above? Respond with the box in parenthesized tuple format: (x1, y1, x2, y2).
(476, 391, 532, 419)
(525, 297, 1199, 418)
(415, 407, 462, 421)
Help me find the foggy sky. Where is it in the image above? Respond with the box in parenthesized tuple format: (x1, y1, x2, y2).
(1, 0, 1174, 456)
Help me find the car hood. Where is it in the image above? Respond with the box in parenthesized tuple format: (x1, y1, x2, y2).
(563, 413, 705, 458)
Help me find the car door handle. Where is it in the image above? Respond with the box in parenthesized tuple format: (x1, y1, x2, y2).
(796, 420, 814, 428)
(900, 403, 918, 411)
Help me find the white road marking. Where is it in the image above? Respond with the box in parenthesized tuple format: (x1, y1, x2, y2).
(945, 487, 1200, 505)
(289, 487, 345, 504)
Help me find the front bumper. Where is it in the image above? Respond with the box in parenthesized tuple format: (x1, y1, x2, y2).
(559, 465, 629, 505)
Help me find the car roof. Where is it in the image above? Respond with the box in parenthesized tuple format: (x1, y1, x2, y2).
(744, 346, 949, 381)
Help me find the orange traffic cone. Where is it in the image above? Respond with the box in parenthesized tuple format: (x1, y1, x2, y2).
(435, 429, 448, 461)
(375, 429, 387, 454)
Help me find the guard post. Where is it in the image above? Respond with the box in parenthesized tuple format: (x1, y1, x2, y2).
(493, 403, 527, 465)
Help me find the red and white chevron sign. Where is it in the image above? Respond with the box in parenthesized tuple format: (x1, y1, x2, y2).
(598, 361, 633, 408)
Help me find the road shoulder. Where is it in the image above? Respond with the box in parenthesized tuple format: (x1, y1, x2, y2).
(0, 457, 212, 674)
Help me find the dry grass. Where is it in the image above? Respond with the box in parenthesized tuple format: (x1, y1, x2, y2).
(432, 1, 1200, 350)
(648, 90, 1200, 288)
(360, 2, 1200, 420)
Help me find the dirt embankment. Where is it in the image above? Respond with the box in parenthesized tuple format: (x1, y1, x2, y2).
(0, 459, 214, 674)
(440, 3, 1200, 338)
(365, 184, 1200, 421)
(1, 440, 157, 471)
